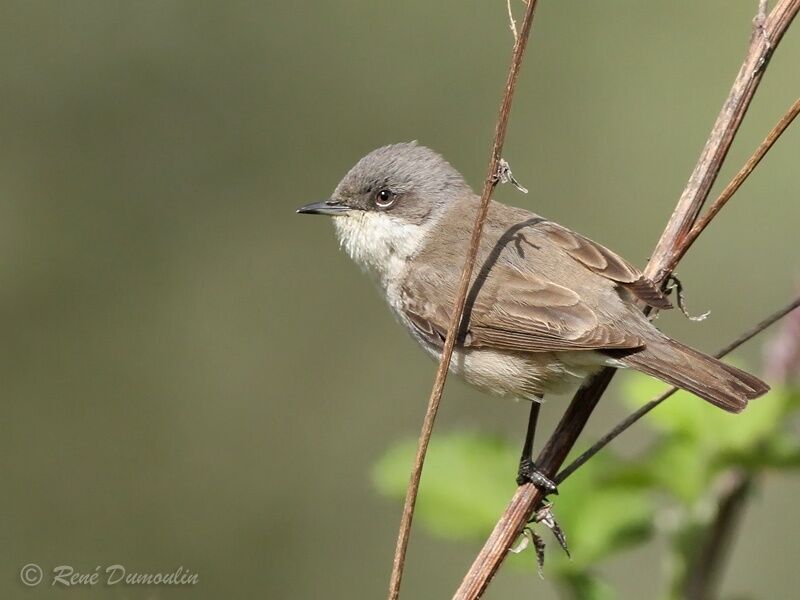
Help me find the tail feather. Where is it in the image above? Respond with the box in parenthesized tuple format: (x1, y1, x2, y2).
(608, 337, 769, 413)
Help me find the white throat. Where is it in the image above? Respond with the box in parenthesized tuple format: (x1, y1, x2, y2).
(333, 211, 435, 291)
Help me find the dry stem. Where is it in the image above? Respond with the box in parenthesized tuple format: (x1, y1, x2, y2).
(676, 96, 800, 270)
(453, 1, 800, 598)
(648, 0, 798, 284)
(386, 2, 541, 598)
(684, 469, 755, 600)
(556, 295, 800, 484)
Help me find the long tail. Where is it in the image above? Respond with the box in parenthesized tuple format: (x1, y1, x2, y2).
(609, 336, 769, 413)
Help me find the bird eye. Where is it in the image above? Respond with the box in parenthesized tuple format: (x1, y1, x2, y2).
(375, 189, 396, 208)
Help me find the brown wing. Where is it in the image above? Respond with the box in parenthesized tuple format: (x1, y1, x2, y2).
(542, 223, 672, 310)
(402, 265, 645, 353)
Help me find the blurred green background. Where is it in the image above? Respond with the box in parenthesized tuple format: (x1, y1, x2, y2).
(0, 1, 798, 598)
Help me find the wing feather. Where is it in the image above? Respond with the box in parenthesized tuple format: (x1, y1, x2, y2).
(401, 266, 645, 353)
(542, 223, 672, 310)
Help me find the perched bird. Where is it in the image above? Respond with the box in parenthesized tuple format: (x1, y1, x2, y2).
(297, 142, 768, 487)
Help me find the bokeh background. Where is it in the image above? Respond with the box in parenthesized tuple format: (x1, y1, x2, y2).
(1, 1, 798, 598)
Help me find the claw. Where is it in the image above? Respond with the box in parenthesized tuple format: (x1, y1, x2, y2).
(532, 502, 570, 559)
(510, 526, 546, 578)
(532, 529, 546, 577)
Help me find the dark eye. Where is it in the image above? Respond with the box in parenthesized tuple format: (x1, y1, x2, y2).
(375, 189, 396, 208)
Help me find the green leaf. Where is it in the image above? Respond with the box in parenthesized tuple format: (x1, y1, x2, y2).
(637, 435, 712, 504)
(559, 571, 617, 600)
(371, 432, 517, 539)
(736, 430, 800, 470)
(781, 385, 800, 410)
(373, 432, 654, 574)
(550, 451, 654, 571)
(621, 373, 706, 436)
(621, 371, 787, 458)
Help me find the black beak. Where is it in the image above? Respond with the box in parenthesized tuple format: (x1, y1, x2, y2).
(296, 200, 349, 216)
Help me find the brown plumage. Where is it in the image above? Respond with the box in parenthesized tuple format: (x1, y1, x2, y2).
(401, 198, 766, 412)
(299, 142, 769, 413)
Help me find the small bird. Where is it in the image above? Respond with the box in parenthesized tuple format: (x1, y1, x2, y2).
(297, 142, 768, 487)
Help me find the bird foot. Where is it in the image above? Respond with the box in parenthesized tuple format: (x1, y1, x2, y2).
(511, 502, 570, 577)
(530, 502, 570, 559)
(516, 457, 558, 495)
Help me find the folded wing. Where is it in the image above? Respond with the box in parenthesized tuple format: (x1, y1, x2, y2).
(542, 223, 672, 310)
(402, 265, 645, 353)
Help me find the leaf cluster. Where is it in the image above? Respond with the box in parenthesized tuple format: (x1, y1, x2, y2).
(373, 368, 800, 598)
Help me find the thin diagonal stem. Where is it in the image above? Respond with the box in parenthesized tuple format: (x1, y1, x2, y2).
(556, 96, 800, 482)
(667, 96, 800, 275)
(386, 2, 541, 598)
(648, 0, 800, 286)
(454, 2, 799, 597)
(556, 295, 800, 484)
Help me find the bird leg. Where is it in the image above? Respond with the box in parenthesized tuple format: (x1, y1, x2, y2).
(516, 399, 558, 494)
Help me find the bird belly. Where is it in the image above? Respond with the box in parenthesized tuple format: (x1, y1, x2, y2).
(417, 341, 620, 400)
(456, 348, 613, 399)
(422, 336, 625, 400)
(388, 290, 624, 399)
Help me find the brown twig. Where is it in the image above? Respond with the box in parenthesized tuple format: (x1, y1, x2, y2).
(683, 285, 800, 600)
(649, 0, 799, 285)
(386, 2, 541, 598)
(556, 295, 800, 484)
(554, 94, 800, 491)
(683, 469, 755, 600)
(452, 294, 800, 599)
(453, 2, 800, 598)
(667, 96, 800, 276)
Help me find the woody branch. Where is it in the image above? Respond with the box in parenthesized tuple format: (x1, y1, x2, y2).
(453, 1, 800, 598)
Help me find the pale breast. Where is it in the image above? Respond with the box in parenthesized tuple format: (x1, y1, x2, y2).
(333, 211, 434, 293)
